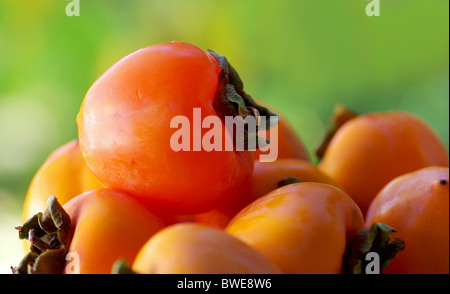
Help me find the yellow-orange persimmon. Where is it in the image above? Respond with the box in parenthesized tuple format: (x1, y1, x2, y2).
(366, 166, 449, 274)
(61, 189, 171, 274)
(226, 182, 364, 274)
(132, 223, 281, 274)
(320, 111, 449, 215)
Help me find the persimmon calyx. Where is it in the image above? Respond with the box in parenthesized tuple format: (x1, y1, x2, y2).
(12, 195, 72, 274)
(343, 222, 406, 274)
(316, 104, 358, 160)
(208, 50, 279, 150)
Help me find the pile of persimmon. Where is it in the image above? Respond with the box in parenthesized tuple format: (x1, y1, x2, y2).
(12, 41, 449, 274)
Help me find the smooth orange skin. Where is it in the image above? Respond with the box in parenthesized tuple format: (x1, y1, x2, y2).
(366, 167, 449, 274)
(22, 140, 103, 223)
(225, 183, 364, 274)
(77, 41, 254, 214)
(319, 111, 449, 215)
(254, 115, 310, 161)
(132, 223, 281, 274)
(63, 188, 170, 274)
(195, 159, 338, 229)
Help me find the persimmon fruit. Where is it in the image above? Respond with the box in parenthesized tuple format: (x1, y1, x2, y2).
(131, 223, 281, 274)
(14, 189, 171, 274)
(319, 110, 449, 215)
(366, 166, 449, 274)
(226, 182, 365, 274)
(77, 41, 277, 214)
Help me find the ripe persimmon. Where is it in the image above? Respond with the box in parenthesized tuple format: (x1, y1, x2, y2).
(225, 182, 364, 274)
(131, 223, 281, 274)
(366, 166, 449, 274)
(14, 189, 171, 274)
(319, 110, 449, 215)
(77, 41, 279, 214)
(195, 159, 338, 229)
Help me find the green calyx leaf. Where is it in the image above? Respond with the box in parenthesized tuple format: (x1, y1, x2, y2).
(208, 50, 279, 150)
(343, 222, 406, 274)
(12, 195, 73, 274)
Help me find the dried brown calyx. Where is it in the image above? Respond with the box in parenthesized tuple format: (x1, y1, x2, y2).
(209, 50, 279, 150)
(12, 195, 72, 274)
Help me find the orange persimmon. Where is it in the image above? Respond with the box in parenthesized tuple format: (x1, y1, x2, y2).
(77, 41, 279, 214)
(366, 166, 449, 274)
(225, 182, 364, 274)
(14, 189, 171, 274)
(319, 111, 449, 215)
(131, 223, 281, 274)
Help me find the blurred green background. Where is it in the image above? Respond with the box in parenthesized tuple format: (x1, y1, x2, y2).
(0, 0, 448, 272)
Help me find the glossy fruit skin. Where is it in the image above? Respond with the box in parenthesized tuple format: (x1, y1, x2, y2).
(225, 182, 364, 274)
(77, 41, 254, 214)
(63, 188, 169, 274)
(319, 111, 449, 215)
(132, 223, 281, 274)
(366, 167, 449, 274)
(195, 159, 338, 229)
(22, 140, 102, 223)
